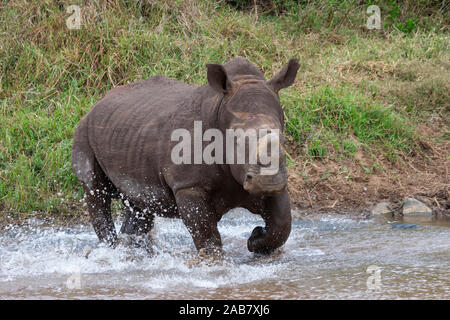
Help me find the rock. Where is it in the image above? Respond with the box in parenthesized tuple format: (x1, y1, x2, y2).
(370, 202, 393, 217)
(402, 198, 433, 216)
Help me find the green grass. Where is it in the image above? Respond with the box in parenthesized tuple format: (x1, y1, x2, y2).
(284, 86, 417, 161)
(0, 0, 448, 214)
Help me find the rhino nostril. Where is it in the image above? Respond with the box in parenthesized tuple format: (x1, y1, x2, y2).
(246, 174, 253, 183)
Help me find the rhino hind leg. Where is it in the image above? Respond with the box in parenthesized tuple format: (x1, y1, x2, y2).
(120, 199, 155, 236)
(118, 200, 155, 250)
(84, 185, 117, 246)
(72, 144, 118, 246)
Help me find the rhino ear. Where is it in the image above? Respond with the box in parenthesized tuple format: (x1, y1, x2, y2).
(267, 58, 299, 93)
(206, 64, 234, 93)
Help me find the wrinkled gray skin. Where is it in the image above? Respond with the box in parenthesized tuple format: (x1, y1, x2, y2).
(72, 57, 299, 254)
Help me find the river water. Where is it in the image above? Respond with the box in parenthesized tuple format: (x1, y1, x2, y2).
(0, 210, 449, 299)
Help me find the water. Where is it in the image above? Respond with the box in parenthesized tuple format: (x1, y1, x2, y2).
(0, 210, 449, 299)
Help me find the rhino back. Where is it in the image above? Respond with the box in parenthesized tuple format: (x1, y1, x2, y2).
(84, 75, 196, 195)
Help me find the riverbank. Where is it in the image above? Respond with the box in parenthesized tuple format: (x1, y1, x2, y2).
(1, 1, 448, 221)
(286, 132, 449, 216)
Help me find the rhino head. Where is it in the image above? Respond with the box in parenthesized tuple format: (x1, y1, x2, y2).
(206, 58, 299, 196)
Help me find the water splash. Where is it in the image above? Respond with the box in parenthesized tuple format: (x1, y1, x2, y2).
(0, 210, 448, 299)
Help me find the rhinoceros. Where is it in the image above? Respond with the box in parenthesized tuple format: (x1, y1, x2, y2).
(71, 57, 299, 254)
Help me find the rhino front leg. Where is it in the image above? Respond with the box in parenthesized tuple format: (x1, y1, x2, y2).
(175, 188, 222, 253)
(247, 190, 291, 254)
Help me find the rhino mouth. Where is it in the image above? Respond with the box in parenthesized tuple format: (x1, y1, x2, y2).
(243, 165, 288, 195)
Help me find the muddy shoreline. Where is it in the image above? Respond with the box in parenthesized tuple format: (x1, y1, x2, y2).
(286, 134, 450, 218)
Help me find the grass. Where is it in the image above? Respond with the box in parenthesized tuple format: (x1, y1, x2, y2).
(284, 86, 417, 161)
(0, 0, 448, 215)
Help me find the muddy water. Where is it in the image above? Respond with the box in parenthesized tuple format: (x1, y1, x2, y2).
(0, 210, 449, 299)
